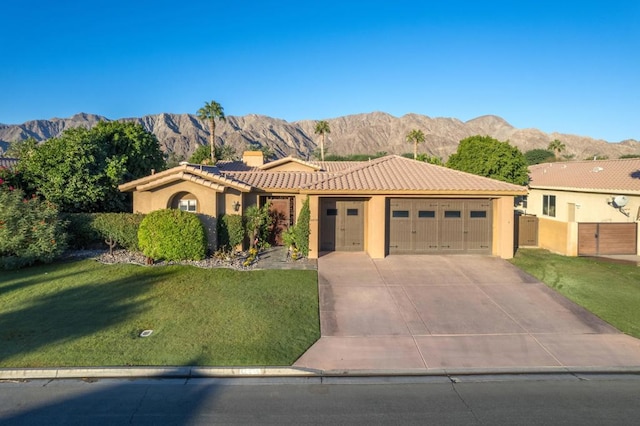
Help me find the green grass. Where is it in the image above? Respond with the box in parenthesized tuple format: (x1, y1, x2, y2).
(509, 249, 640, 338)
(0, 260, 319, 368)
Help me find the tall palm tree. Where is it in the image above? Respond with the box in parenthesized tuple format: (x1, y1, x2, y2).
(314, 120, 331, 161)
(197, 100, 225, 163)
(406, 129, 426, 160)
(547, 139, 566, 160)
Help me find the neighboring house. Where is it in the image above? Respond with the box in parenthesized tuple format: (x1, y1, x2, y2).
(0, 157, 18, 169)
(119, 152, 527, 259)
(523, 159, 640, 256)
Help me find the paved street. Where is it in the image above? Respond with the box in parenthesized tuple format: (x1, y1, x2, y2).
(2, 375, 640, 425)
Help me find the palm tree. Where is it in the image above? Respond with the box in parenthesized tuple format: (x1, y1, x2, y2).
(197, 100, 225, 163)
(547, 139, 566, 160)
(406, 129, 426, 160)
(314, 120, 331, 161)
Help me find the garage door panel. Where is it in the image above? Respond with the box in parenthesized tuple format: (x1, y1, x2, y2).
(440, 201, 465, 251)
(414, 205, 439, 252)
(388, 198, 492, 255)
(389, 200, 412, 253)
(466, 202, 492, 251)
(321, 199, 365, 252)
(342, 201, 364, 251)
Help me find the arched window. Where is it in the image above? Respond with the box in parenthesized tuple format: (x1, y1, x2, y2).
(169, 192, 198, 213)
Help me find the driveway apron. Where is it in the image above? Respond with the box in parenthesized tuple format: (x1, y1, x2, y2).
(294, 252, 640, 372)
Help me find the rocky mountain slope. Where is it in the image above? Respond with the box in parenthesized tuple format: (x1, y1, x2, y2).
(1, 112, 638, 161)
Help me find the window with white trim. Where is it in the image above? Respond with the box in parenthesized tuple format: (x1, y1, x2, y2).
(179, 199, 197, 212)
(542, 195, 556, 217)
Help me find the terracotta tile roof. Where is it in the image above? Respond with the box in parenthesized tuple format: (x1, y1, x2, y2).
(120, 156, 527, 195)
(259, 156, 321, 171)
(217, 159, 367, 173)
(528, 159, 640, 194)
(119, 164, 252, 192)
(302, 155, 527, 193)
(223, 171, 338, 190)
(0, 157, 18, 169)
(308, 161, 368, 172)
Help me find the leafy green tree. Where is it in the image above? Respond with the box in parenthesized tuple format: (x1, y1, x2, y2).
(406, 129, 426, 160)
(218, 144, 237, 161)
(547, 139, 566, 160)
(524, 149, 555, 165)
(620, 154, 640, 159)
(446, 135, 528, 185)
(0, 188, 67, 269)
(197, 100, 225, 164)
(19, 121, 165, 213)
(189, 145, 212, 164)
(314, 120, 331, 161)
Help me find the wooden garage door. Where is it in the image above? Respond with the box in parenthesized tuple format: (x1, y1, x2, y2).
(388, 199, 492, 254)
(320, 199, 365, 252)
(578, 223, 637, 256)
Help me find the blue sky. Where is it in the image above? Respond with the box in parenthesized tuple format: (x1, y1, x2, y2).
(1, 0, 638, 142)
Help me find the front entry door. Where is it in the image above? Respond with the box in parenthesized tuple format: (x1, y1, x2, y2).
(265, 197, 293, 246)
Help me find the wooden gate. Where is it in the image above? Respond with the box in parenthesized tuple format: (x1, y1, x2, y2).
(578, 223, 637, 256)
(517, 215, 539, 247)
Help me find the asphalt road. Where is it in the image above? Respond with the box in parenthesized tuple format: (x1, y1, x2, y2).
(1, 374, 640, 425)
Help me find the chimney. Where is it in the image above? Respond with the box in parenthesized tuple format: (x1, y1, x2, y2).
(242, 150, 264, 167)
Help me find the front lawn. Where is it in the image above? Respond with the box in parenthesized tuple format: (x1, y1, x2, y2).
(0, 260, 319, 368)
(509, 249, 640, 338)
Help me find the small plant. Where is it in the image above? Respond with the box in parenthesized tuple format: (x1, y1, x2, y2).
(245, 204, 272, 250)
(138, 209, 207, 261)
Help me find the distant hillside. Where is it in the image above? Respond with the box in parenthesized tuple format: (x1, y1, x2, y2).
(1, 112, 638, 161)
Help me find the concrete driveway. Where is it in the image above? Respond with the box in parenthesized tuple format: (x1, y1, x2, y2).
(294, 252, 640, 373)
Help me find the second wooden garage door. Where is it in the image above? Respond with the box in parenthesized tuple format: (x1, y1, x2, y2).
(388, 199, 492, 254)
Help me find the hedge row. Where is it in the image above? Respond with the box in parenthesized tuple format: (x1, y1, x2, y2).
(63, 213, 144, 251)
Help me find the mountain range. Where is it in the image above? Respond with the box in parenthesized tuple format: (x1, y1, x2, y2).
(1, 112, 638, 161)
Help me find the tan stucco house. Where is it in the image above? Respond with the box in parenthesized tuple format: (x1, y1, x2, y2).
(522, 158, 640, 256)
(119, 152, 527, 259)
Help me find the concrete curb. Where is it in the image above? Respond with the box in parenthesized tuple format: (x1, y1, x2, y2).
(2, 365, 640, 381)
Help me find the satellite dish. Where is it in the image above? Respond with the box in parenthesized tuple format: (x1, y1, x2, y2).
(613, 196, 629, 208)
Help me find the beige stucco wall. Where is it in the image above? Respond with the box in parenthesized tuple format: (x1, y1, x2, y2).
(492, 196, 516, 259)
(526, 188, 640, 224)
(132, 181, 218, 216)
(525, 188, 639, 255)
(536, 217, 577, 256)
(367, 196, 387, 258)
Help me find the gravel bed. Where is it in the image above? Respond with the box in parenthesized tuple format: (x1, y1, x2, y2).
(63, 249, 256, 271)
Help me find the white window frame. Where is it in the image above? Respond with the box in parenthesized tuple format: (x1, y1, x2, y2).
(543, 195, 556, 217)
(178, 199, 197, 212)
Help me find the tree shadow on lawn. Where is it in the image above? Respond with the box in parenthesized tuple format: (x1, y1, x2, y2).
(0, 264, 180, 366)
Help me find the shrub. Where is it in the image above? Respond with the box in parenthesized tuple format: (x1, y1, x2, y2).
(138, 209, 207, 261)
(92, 213, 144, 252)
(63, 213, 144, 251)
(0, 188, 67, 269)
(245, 204, 272, 249)
(62, 213, 102, 249)
(294, 196, 311, 256)
(217, 214, 245, 251)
